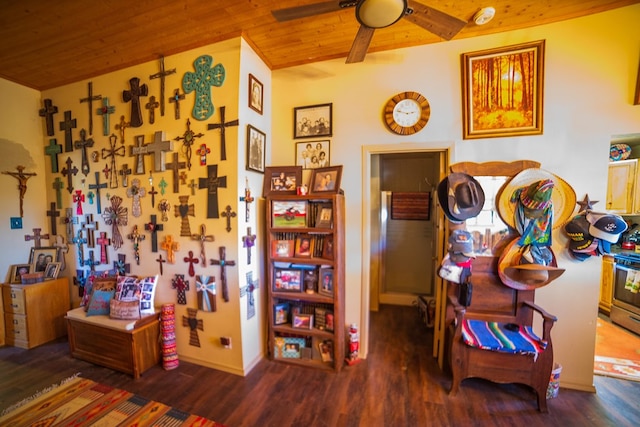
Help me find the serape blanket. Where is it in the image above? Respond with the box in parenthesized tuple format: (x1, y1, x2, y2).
(462, 319, 547, 357)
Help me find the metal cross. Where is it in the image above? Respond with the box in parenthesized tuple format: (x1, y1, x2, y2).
(88, 171, 107, 214)
(115, 115, 130, 144)
(198, 164, 227, 218)
(174, 118, 204, 170)
(61, 157, 78, 194)
(207, 106, 238, 161)
(191, 223, 215, 265)
(144, 214, 164, 252)
(209, 246, 235, 302)
(123, 77, 148, 128)
(44, 138, 62, 173)
(46, 202, 60, 236)
(102, 134, 125, 188)
(74, 128, 95, 176)
(149, 56, 176, 117)
(165, 152, 186, 193)
(156, 254, 166, 275)
(96, 97, 115, 136)
(79, 81, 102, 135)
(145, 95, 160, 124)
(59, 110, 77, 152)
(102, 195, 128, 250)
(169, 88, 186, 120)
(39, 98, 58, 136)
(221, 205, 237, 233)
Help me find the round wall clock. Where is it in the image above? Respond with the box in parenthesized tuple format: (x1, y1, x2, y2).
(383, 91, 431, 135)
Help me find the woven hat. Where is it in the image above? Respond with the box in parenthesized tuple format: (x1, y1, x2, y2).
(497, 168, 576, 230)
(498, 238, 565, 290)
(586, 212, 627, 243)
(437, 173, 485, 223)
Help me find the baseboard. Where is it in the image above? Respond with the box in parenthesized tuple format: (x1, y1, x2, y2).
(559, 379, 596, 393)
(179, 354, 246, 377)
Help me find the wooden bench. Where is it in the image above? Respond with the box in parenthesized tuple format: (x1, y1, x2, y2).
(66, 307, 160, 379)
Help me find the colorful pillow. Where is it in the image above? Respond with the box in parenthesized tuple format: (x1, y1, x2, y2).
(116, 275, 158, 315)
(83, 276, 117, 311)
(80, 275, 95, 309)
(138, 275, 158, 315)
(110, 299, 141, 320)
(86, 289, 115, 316)
(115, 276, 142, 301)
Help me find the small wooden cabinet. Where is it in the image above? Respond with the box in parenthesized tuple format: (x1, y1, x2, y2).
(606, 159, 639, 214)
(2, 278, 70, 349)
(599, 255, 615, 315)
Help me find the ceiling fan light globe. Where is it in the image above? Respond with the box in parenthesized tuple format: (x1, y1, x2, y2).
(473, 7, 496, 25)
(356, 0, 408, 28)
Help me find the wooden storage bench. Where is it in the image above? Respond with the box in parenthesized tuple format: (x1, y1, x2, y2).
(66, 307, 160, 379)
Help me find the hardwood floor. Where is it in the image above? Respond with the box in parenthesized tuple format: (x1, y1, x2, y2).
(1, 304, 639, 426)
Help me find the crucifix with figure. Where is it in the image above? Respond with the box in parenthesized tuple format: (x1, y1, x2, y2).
(207, 106, 238, 161)
(2, 165, 37, 217)
(115, 115, 130, 144)
(39, 98, 58, 136)
(80, 81, 102, 135)
(210, 246, 235, 302)
(198, 164, 226, 218)
(127, 224, 146, 265)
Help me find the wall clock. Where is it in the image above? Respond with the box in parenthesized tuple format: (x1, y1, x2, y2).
(383, 92, 431, 135)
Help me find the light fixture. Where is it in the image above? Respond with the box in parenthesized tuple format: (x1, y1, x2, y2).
(356, 0, 408, 29)
(473, 7, 496, 26)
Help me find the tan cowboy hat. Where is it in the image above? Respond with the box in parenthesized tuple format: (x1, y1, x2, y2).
(498, 238, 565, 290)
(497, 168, 576, 230)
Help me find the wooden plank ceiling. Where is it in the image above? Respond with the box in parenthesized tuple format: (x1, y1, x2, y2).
(0, 0, 637, 90)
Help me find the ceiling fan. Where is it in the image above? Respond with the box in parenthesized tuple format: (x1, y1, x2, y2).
(272, 0, 468, 63)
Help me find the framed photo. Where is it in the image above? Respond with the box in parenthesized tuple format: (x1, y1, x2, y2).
(274, 302, 290, 325)
(296, 140, 330, 169)
(461, 40, 545, 139)
(319, 267, 334, 297)
(248, 73, 263, 114)
(273, 268, 302, 292)
(29, 246, 60, 273)
(322, 235, 334, 260)
(309, 165, 342, 194)
(294, 103, 332, 139)
(246, 125, 265, 173)
(44, 262, 61, 280)
(283, 337, 305, 358)
(263, 166, 302, 197)
(295, 235, 313, 258)
(315, 204, 333, 228)
(9, 264, 32, 284)
(292, 313, 314, 329)
(272, 240, 294, 258)
(271, 200, 307, 228)
(318, 339, 334, 362)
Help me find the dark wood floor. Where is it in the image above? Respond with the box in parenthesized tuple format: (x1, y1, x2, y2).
(1, 305, 639, 426)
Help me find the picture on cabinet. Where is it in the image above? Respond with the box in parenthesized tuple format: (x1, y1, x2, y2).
(9, 263, 32, 284)
(263, 166, 302, 196)
(29, 247, 60, 273)
(296, 140, 330, 169)
(271, 200, 307, 228)
(274, 302, 290, 325)
(309, 165, 342, 194)
(292, 313, 313, 329)
(272, 239, 295, 258)
(318, 339, 334, 362)
(295, 235, 313, 257)
(322, 235, 334, 260)
(44, 262, 61, 280)
(319, 267, 334, 297)
(273, 268, 302, 292)
(315, 204, 333, 228)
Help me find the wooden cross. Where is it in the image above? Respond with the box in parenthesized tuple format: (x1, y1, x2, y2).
(102, 134, 125, 188)
(210, 246, 235, 302)
(198, 164, 227, 218)
(174, 118, 204, 170)
(147, 130, 173, 172)
(44, 138, 62, 173)
(196, 143, 210, 166)
(183, 308, 203, 347)
(148, 186, 158, 208)
(96, 231, 111, 264)
(54, 235, 68, 271)
(112, 253, 131, 276)
(59, 110, 77, 152)
(188, 179, 197, 196)
(2, 165, 37, 217)
(126, 178, 146, 217)
(144, 214, 163, 252)
(184, 250, 199, 277)
(158, 198, 171, 222)
(83, 250, 100, 272)
(165, 152, 187, 193)
(46, 202, 60, 236)
(119, 163, 132, 187)
(174, 195, 195, 236)
(115, 115, 130, 144)
(62, 207, 78, 241)
(130, 134, 150, 175)
(221, 205, 237, 233)
(127, 224, 146, 265)
(73, 190, 85, 215)
(39, 98, 58, 136)
(123, 77, 148, 128)
(183, 54, 225, 121)
(72, 229, 87, 265)
(102, 195, 128, 250)
(81, 213, 98, 247)
(241, 181, 255, 222)
(242, 227, 257, 264)
(196, 275, 216, 312)
(207, 106, 238, 161)
(149, 56, 176, 117)
(168, 88, 186, 120)
(88, 171, 107, 214)
(145, 95, 159, 124)
(161, 235, 180, 264)
(156, 254, 166, 275)
(74, 128, 94, 176)
(53, 177, 64, 207)
(159, 177, 168, 195)
(240, 271, 259, 319)
(80, 82, 102, 135)
(25, 227, 50, 248)
(61, 157, 78, 194)
(96, 97, 115, 136)
(191, 223, 215, 265)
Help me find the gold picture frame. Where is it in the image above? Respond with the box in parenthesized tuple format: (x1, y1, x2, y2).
(461, 40, 545, 139)
(9, 264, 32, 284)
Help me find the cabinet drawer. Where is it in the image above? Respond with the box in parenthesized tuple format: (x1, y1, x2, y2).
(4, 313, 28, 340)
(2, 286, 26, 314)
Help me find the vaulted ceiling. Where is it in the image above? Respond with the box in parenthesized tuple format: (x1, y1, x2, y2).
(1, 0, 637, 91)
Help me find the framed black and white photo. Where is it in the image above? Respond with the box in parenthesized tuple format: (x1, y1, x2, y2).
(296, 140, 330, 169)
(246, 124, 265, 173)
(248, 74, 263, 114)
(44, 262, 61, 280)
(294, 103, 332, 139)
(29, 247, 60, 273)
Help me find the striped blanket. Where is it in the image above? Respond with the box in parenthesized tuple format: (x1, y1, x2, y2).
(461, 319, 547, 357)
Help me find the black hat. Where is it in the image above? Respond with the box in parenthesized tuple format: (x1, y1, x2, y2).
(437, 173, 485, 223)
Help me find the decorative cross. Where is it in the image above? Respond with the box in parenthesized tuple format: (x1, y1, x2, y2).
(168, 88, 186, 120)
(182, 308, 203, 347)
(130, 134, 151, 175)
(161, 235, 180, 264)
(39, 98, 58, 136)
(62, 207, 78, 241)
(73, 190, 85, 215)
(174, 195, 195, 236)
(83, 250, 100, 272)
(54, 235, 68, 271)
(196, 275, 216, 312)
(156, 254, 166, 275)
(241, 180, 255, 222)
(188, 179, 197, 196)
(198, 164, 227, 218)
(59, 110, 77, 152)
(183, 250, 199, 277)
(147, 130, 173, 172)
(175, 118, 204, 170)
(240, 271, 259, 320)
(148, 186, 158, 208)
(88, 171, 107, 214)
(74, 129, 94, 176)
(75, 270, 88, 297)
(165, 152, 187, 193)
(102, 134, 125, 188)
(115, 115, 130, 144)
(196, 143, 210, 166)
(61, 157, 78, 194)
(46, 202, 60, 236)
(191, 224, 215, 265)
(25, 227, 50, 248)
(179, 170, 188, 185)
(123, 77, 148, 128)
(183, 54, 225, 121)
(44, 138, 62, 173)
(126, 178, 146, 217)
(242, 227, 257, 264)
(144, 214, 164, 252)
(159, 177, 168, 195)
(102, 195, 128, 249)
(145, 95, 160, 124)
(96, 231, 111, 264)
(53, 177, 64, 207)
(207, 106, 238, 161)
(221, 205, 237, 233)
(96, 97, 115, 136)
(158, 199, 171, 222)
(210, 246, 236, 302)
(86, 191, 95, 205)
(112, 253, 131, 276)
(127, 224, 146, 265)
(2, 165, 37, 217)
(149, 56, 176, 117)
(72, 229, 87, 265)
(81, 213, 98, 247)
(119, 163, 132, 187)
(79, 82, 102, 135)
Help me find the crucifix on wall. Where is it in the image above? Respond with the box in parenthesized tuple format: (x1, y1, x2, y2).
(79, 81, 102, 135)
(210, 246, 235, 303)
(96, 97, 115, 136)
(123, 77, 148, 128)
(74, 129, 95, 176)
(102, 134, 125, 188)
(207, 106, 238, 161)
(149, 56, 176, 117)
(174, 118, 203, 170)
(39, 98, 58, 136)
(2, 165, 37, 217)
(59, 110, 77, 152)
(198, 164, 226, 218)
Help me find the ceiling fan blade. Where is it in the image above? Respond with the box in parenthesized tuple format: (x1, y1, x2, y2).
(346, 25, 375, 64)
(405, 1, 467, 40)
(272, 1, 351, 22)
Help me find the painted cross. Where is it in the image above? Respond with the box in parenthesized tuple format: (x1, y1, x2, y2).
(130, 134, 150, 175)
(148, 186, 158, 208)
(159, 177, 168, 195)
(240, 271, 259, 320)
(145, 95, 160, 124)
(127, 224, 146, 265)
(96, 97, 115, 136)
(39, 99, 58, 136)
(198, 164, 226, 218)
(88, 171, 107, 214)
(188, 179, 197, 196)
(174, 195, 195, 236)
(115, 115, 130, 144)
(147, 130, 173, 172)
(102, 163, 111, 180)
(54, 235, 68, 271)
(158, 199, 171, 222)
(168, 88, 186, 120)
(102, 134, 125, 188)
(182, 307, 203, 347)
(165, 152, 186, 193)
(144, 214, 164, 252)
(191, 223, 215, 265)
(72, 229, 87, 265)
(179, 170, 188, 185)
(196, 275, 216, 312)
(74, 129, 94, 176)
(126, 178, 146, 217)
(102, 195, 128, 250)
(86, 191, 95, 205)
(210, 246, 236, 302)
(83, 250, 100, 272)
(161, 235, 180, 264)
(46, 202, 60, 236)
(196, 143, 210, 166)
(149, 56, 176, 117)
(53, 177, 64, 207)
(241, 181, 255, 222)
(183, 54, 225, 121)
(119, 163, 132, 187)
(79, 82, 102, 135)
(44, 138, 62, 173)
(59, 110, 77, 152)
(2, 165, 37, 217)
(62, 207, 78, 241)
(156, 254, 166, 275)
(75, 270, 88, 297)
(25, 227, 50, 248)
(112, 253, 131, 276)
(174, 118, 204, 170)
(73, 190, 85, 215)
(96, 231, 111, 264)
(61, 157, 78, 194)
(183, 250, 199, 277)
(81, 214, 98, 248)
(207, 106, 238, 161)
(242, 227, 257, 264)
(123, 77, 148, 128)
(221, 205, 237, 233)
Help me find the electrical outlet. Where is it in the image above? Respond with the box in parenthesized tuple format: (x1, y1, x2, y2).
(220, 336, 232, 349)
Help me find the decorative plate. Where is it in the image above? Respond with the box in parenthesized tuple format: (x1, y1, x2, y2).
(610, 143, 631, 161)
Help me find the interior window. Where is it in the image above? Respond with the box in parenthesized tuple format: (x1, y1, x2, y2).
(464, 176, 510, 256)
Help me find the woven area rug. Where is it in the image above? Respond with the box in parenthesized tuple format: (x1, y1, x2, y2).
(594, 317, 640, 382)
(0, 377, 224, 426)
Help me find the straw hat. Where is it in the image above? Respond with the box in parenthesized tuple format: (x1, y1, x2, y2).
(498, 238, 565, 290)
(497, 168, 576, 230)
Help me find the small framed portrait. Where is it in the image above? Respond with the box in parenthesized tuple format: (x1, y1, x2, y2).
(315, 204, 333, 228)
(248, 74, 263, 114)
(271, 200, 307, 228)
(273, 268, 302, 292)
(292, 313, 314, 329)
(246, 124, 265, 173)
(262, 166, 302, 197)
(296, 140, 330, 169)
(10, 264, 32, 284)
(44, 262, 61, 280)
(318, 339, 334, 362)
(319, 267, 334, 297)
(309, 165, 342, 194)
(29, 247, 60, 273)
(274, 302, 290, 325)
(272, 240, 294, 258)
(322, 235, 334, 260)
(294, 103, 332, 139)
(295, 235, 313, 258)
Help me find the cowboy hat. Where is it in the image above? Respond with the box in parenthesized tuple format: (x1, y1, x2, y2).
(498, 238, 565, 290)
(437, 173, 485, 223)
